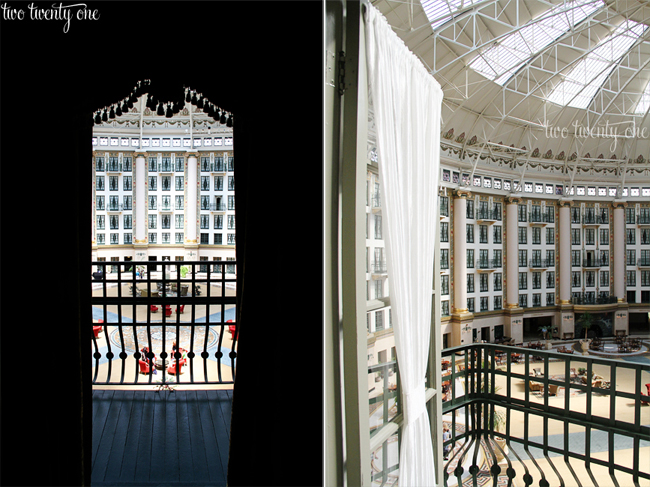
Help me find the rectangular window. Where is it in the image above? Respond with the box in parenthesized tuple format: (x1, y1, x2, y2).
(375, 310, 384, 331)
(109, 175, 118, 191)
(201, 176, 210, 191)
(493, 225, 502, 244)
(494, 273, 502, 291)
(467, 298, 475, 313)
(228, 176, 235, 191)
(494, 296, 502, 310)
(626, 207, 636, 224)
(518, 249, 527, 267)
(572, 271, 581, 288)
(175, 195, 184, 210)
(440, 196, 449, 217)
(466, 200, 474, 219)
(161, 176, 171, 191)
(600, 270, 609, 287)
(175, 176, 184, 191)
(215, 176, 224, 191)
(546, 292, 555, 306)
(228, 196, 235, 210)
(96, 195, 105, 210)
(201, 196, 210, 210)
(176, 232, 184, 244)
(175, 214, 184, 229)
(546, 271, 555, 288)
(214, 215, 223, 229)
(440, 222, 449, 242)
(200, 215, 210, 229)
(628, 270, 637, 286)
(148, 215, 157, 229)
(96, 156, 105, 172)
(532, 226, 541, 245)
(201, 233, 210, 244)
(518, 227, 527, 244)
(642, 228, 650, 245)
(96, 215, 105, 230)
(227, 233, 236, 245)
(532, 249, 542, 267)
(375, 215, 382, 239)
(148, 157, 157, 172)
(532, 293, 541, 307)
(149, 176, 157, 191)
(96, 176, 105, 191)
(149, 233, 157, 244)
(627, 228, 636, 244)
(480, 273, 488, 292)
(478, 249, 489, 268)
(572, 250, 581, 267)
(467, 249, 474, 268)
(585, 271, 595, 287)
(546, 227, 555, 245)
(441, 275, 449, 295)
(480, 296, 489, 311)
(546, 250, 555, 265)
(440, 249, 449, 269)
(639, 271, 649, 287)
(228, 215, 236, 230)
(571, 228, 581, 245)
(109, 215, 119, 230)
(479, 225, 488, 244)
(641, 250, 650, 266)
(109, 196, 120, 211)
(585, 228, 595, 245)
(518, 205, 527, 222)
(175, 157, 184, 172)
(518, 294, 527, 308)
(123, 215, 132, 230)
(493, 249, 502, 268)
(627, 249, 636, 266)
(123, 195, 132, 210)
(442, 301, 450, 316)
(600, 228, 609, 245)
(519, 272, 527, 290)
(466, 224, 474, 243)
(571, 207, 581, 223)
(532, 272, 541, 289)
(214, 233, 222, 245)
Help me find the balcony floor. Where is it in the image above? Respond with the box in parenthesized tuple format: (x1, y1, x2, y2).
(92, 388, 232, 486)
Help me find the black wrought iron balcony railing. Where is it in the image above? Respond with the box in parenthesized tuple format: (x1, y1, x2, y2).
(372, 261, 387, 274)
(438, 344, 650, 487)
(91, 260, 237, 387)
(528, 212, 553, 223)
(582, 214, 607, 225)
(582, 257, 605, 267)
(528, 259, 553, 268)
(476, 259, 502, 269)
(570, 294, 618, 305)
(477, 209, 501, 221)
(370, 343, 650, 486)
(638, 259, 650, 267)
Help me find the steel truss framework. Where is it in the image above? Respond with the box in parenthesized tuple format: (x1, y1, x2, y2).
(371, 0, 650, 187)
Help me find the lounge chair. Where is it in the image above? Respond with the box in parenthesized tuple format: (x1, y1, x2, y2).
(528, 380, 544, 392)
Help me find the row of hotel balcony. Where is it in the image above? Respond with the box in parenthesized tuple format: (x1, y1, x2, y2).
(97, 203, 233, 212)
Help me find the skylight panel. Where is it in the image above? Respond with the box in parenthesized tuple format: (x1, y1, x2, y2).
(547, 20, 647, 109)
(421, 0, 479, 30)
(635, 80, 650, 114)
(469, 0, 602, 85)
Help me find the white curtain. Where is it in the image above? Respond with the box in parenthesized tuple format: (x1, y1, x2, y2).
(365, 4, 443, 486)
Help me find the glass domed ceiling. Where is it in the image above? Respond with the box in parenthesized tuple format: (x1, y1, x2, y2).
(372, 0, 650, 184)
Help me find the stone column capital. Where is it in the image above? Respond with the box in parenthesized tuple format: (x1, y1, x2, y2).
(453, 188, 472, 199)
(505, 194, 523, 205)
(185, 151, 200, 158)
(134, 149, 148, 158)
(557, 199, 573, 208)
(611, 200, 627, 210)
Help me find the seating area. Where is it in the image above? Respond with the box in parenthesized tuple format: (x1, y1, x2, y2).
(557, 345, 574, 354)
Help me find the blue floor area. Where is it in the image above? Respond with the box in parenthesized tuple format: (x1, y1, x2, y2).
(621, 354, 650, 365)
(510, 431, 650, 459)
(92, 306, 237, 368)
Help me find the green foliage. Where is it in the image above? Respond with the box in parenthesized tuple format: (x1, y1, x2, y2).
(578, 312, 594, 339)
(180, 266, 189, 278)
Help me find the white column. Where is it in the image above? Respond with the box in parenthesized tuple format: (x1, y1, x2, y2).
(559, 201, 572, 304)
(185, 151, 199, 245)
(505, 197, 520, 309)
(453, 190, 469, 313)
(134, 150, 148, 244)
(613, 201, 626, 302)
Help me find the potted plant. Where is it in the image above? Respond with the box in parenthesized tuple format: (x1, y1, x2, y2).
(578, 312, 594, 354)
(180, 265, 189, 278)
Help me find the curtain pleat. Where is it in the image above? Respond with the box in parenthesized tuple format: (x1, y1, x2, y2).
(365, 5, 443, 486)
